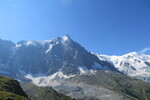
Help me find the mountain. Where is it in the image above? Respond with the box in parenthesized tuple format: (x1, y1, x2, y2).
(0, 35, 150, 100)
(0, 39, 15, 64)
(0, 35, 115, 78)
(0, 75, 29, 100)
(69, 70, 150, 100)
(0, 39, 15, 77)
(20, 82, 73, 100)
(96, 52, 150, 83)
(0, 75, 73, 100)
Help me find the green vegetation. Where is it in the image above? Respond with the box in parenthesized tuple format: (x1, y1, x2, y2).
(0, 91, 28, 100)
(0, 75, 73, 100)
(21, 83, 73, 100)
(70, 70, 150, 100)
(0, 75, 29, 100)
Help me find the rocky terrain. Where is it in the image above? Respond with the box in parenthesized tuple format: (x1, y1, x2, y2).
(0, 35, 150, 100)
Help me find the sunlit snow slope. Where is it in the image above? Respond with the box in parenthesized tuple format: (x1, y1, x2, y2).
(96, 52, 150, 82)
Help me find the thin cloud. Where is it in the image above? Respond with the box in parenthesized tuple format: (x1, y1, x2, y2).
(140, 48, 150, 53)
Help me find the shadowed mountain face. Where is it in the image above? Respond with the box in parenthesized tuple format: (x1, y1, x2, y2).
(0, 39, 16, 77)
(0, 39, 15, 64)
(0, 35, 115, 76)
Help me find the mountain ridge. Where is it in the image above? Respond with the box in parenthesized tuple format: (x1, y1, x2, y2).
(95, 52, 150, 83)
(0, 35, 116, 77)
(0, 35, 150, 100)
(0, 35, 150, 83)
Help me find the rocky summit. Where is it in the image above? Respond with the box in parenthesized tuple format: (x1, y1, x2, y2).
(0, 35, 150, 100)
(0, 35, 115, 77)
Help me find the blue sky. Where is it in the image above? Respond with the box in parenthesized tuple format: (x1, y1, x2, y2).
(0, 0, 150, 55)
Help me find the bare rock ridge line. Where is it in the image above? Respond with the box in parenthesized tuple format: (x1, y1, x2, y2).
(0, 35, 116, 77)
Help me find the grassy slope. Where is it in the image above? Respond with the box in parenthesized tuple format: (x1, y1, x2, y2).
(0, 91, 28, 100)
(69, 70, 150, 100)
(21, 83, 73, 100)
(0, 75, 29, 100)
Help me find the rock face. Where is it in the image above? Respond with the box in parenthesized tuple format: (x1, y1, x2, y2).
(0, 35, 150, 100)
(0, 35, 115, 77)
(0, 39, 16, 77)
(0, 75, 29, 100)
(0, 39, 15, 64)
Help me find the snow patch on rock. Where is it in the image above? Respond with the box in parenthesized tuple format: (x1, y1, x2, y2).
(24, 71, 75, 86)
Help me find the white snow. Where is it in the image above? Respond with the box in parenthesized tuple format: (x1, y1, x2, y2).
(24, 71, 75, 86)
(77, 66, 96, 75)
(39, 40, 53, 47)
(78, 66, 88, 75)
(26, 41, 35, 46)
(17, 39, 53, 47)
(15, 35, 71, 53)
(96, 52, 150, 78)
(45, 44, 53, 53)
(60, 35, 71, 47)
(62, 35, 69, 41)
(16, 44, 22, 48)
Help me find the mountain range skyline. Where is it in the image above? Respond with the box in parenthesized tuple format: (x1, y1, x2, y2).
(0, 35, 150, 100)
(0, 34, 150, 56)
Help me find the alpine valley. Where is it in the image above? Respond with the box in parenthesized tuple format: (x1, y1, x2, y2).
(0, 35, 150, 100)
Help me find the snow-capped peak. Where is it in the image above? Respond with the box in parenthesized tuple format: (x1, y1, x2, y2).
(62, 34, 71, 41)
(122, 52, 150, 61)
(16, 35, 72, 48)
(95, 52, 150, 82)
(123, 52, 141, 58)
(62, 34, 70, 41)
